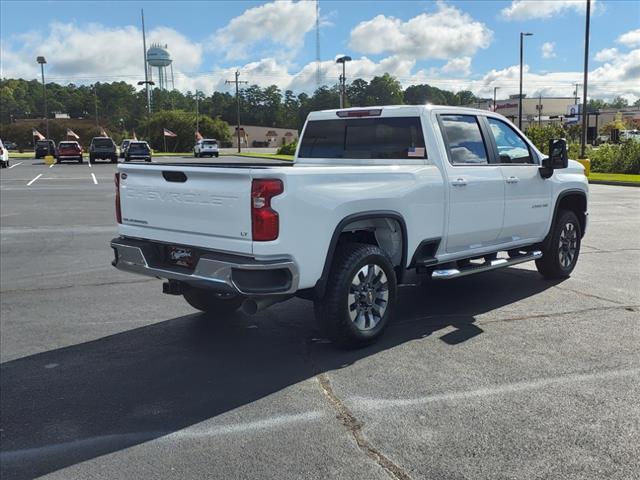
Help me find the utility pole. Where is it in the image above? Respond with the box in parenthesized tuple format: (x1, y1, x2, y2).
(141, 9, 151, 139)
(519, 32, 533, 130)
(493, 86, 499, 111)
(226, 71, 248, 153)
(94, 85, 99, 129)
(580, 0, 591, 158)
(195, 90, 200, 134)
(36, 56, 49, 138)
(538, 94, 542, 127)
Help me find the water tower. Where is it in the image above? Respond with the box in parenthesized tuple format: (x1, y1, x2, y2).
(146, 43, 174, 90)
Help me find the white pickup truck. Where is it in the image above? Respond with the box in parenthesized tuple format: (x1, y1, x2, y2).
(111, 105, 588, 347)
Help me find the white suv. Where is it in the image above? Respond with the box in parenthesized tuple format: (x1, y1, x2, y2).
(194, 139, 219, 158)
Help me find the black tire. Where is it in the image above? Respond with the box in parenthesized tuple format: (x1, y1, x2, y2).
(183, 287, 244, 315)
(111, 156, 117, 163)
(536, 210, 582, 279)
(214, 152, 219, 158)
(145, 158, 151, 162)
(314, 243, 397, 348)
(89, 155, 94, 163)
(78, 157, 83, 164)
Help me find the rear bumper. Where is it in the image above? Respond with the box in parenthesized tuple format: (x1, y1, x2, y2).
(111, 237, 299, 296)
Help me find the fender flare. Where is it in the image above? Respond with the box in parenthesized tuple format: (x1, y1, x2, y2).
(543, 189, 588, 249)
(314, 210, 408, 298)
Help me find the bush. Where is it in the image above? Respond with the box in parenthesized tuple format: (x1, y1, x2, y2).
(590, 140, 640, 174)
(277, 140, 297, 156)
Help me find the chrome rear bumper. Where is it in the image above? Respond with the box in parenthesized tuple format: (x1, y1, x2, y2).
(111, 237, 299, 296)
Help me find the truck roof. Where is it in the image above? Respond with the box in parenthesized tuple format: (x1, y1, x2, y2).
(307, 104, 501, 121)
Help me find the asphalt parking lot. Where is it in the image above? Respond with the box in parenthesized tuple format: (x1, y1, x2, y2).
(1, 158, 639, 480)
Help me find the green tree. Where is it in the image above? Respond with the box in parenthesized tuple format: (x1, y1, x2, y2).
(366, 73, 403, 105)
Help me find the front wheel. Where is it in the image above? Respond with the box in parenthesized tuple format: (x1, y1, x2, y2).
(183, 287, 244, 315)
(536, 210, 582, 279)
(314, 243, 397, 348)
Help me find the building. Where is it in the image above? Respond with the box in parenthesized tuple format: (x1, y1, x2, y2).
(228, 125, 298, 148)
(473, 96, 578, 128)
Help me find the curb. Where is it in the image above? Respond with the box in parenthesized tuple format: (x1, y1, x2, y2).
(588, 180, 639, 187)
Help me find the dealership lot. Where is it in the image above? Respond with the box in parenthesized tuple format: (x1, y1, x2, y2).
(1, 159, 639, 480)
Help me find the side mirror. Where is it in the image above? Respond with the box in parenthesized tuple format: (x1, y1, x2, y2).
(548, 138, 568, 169)
(540, 138, 568, 178)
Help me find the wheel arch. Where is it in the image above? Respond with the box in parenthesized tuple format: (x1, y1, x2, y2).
(544, 189, 588, 248)
(314, 211, 408, 298)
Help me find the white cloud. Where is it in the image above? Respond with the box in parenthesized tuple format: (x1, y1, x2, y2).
(441, 57, 472, 75)
(501, 0, 591, 20)
(349, 3, 492, 60)
(0, 22, 203, 89)
(541, 42, 556, 59)
(210, 0, 316, 60)
(617, 29, 640, 48)
(594, 48, 618, 62)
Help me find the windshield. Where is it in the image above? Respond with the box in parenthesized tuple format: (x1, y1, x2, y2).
(36, 141, 51, 147)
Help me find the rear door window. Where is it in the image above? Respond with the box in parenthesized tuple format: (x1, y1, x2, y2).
(439, 115, 488, 165)
(298, 117, 426, 159)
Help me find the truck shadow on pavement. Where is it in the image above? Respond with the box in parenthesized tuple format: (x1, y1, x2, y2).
(0, 268, 561, 480)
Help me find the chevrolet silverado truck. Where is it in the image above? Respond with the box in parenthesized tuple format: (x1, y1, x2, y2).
(111, 105, 588, 347)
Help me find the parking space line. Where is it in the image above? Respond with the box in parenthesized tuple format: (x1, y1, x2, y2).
(91, 173, 98, 184)
(27, 174, 43, 186)
(8, 162, 22, 169)
(49, 163, 55, 168)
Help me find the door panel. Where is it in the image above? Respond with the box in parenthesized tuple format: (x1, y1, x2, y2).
(500, 165, 552, 242)
(447, 166, 505, 253)
(439, 114, 505, 254)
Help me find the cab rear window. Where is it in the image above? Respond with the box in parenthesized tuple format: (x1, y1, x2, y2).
(299, 117, 426, 159)
(93, 139, 113, 147)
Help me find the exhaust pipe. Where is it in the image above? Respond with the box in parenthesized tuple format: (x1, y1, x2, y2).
(240, 295, 290, 315)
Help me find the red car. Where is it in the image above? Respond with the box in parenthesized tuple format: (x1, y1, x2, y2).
(56, 141, 83, 164)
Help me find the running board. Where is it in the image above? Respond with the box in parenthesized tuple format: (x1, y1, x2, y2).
(431, 251, 542, 280)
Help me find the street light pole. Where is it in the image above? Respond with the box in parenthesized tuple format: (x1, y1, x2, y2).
(493, 87, 499, 111)
(137, 80, 155, 141)
(519, 32, 533, 130)
(580, 0, 591, 159)
(36, 56, 48, 138)
(336, 56, 352, 109)
(195, 91, 200, 134)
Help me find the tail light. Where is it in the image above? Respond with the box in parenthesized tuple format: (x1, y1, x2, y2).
(115, 173, 122, 224)
(251, 179, 283, 241)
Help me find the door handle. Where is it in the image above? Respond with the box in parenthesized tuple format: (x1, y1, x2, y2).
(506, 176, 519, 184)
(451, 178, 467, 187)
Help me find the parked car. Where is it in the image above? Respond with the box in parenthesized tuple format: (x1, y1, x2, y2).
(194, 139, 219, 158)
(0, 139, 9, 168)
(56, 141, 83, 164)
(111, 105, 588, 348)
(120, 139, 133, 158)
(3, 141, 17, 151)
(124, 141, 152, 162)
(35, 139, 56, 159)
(89, 137, 117, 163)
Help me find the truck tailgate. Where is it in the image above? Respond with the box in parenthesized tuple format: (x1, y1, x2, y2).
(118, 164, 253, 254)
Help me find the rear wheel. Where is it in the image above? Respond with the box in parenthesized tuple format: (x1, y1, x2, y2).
(314, 243, 397, 348)
(536, 210, 582, 279)
(78, 156, 83, 164)
(183, 287, 244, 315)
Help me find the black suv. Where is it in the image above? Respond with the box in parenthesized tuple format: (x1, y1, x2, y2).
(124, 141, 152, 162)
(89, 137, 117, 163)
(35, 139, 56, 159)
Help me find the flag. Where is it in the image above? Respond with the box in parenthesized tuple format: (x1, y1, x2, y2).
(132, 129, 138, 141)
(164, 128, 177, 137)
(99, 128, 108, 137)
(195, 130, 203, 141)
(66, 129, 80, 139)
(32, 128, 45, 140)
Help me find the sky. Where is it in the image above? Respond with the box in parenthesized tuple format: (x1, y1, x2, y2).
(1, 0, 639, 102)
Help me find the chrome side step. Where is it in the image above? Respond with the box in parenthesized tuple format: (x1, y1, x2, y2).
(432, 251, 542, 280)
